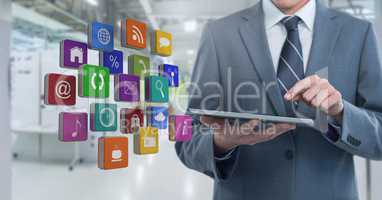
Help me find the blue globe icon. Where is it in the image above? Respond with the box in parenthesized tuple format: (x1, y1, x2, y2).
(97, 28, 111, 45)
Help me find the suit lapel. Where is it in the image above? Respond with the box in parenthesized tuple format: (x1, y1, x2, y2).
(239, 5, 287, 116)
(305, 3, 342, 77)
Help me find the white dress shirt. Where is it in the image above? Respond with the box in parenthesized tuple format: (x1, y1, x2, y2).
(263, 0, 316, 73)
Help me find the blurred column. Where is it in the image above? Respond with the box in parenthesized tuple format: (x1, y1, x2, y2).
(374, 0, 382, 51)
(371, 1, 382, 200)
(0, 0, 11, 200)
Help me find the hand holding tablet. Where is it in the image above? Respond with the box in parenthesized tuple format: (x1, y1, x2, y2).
(199, 115, 296, 154)
(189, 108, 315, 154)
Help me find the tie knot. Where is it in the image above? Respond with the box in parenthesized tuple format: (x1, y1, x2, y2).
(282, 16, 301, 31)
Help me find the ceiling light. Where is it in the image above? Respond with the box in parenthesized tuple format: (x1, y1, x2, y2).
(85, 0, 98, 6)
(187, 49, 195, 55)
(184, 20, 197, 32)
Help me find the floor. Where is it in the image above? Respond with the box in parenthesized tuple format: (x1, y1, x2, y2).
(12, 136, 214, 200)
(11, 133, 369, 200)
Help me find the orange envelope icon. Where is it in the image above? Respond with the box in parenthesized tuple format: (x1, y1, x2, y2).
(134, 127, 159, 155)
(98, 137, 128, 170)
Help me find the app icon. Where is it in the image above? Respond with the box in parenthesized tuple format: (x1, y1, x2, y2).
(134, 127, 159, 155)
(90, 103, 117, 131)
(88, 21, 114, 52)
(147, 107, 168, 129)
(100, 50, 123, 74)
(79, 64, 110, 98)
(115, 74, 140, 102)
(59, 112, 88, 142)
(44, 73, 76, 105)
(121, 18, 147, 49)
(152, 30, 172, 57)
(98, 137, 128, 170)
(159, 64, 179, 87)
(128, 55, 150, 77)
(145, 76, 169, 103)
(120, 108, 144, 133)
(60, 39, 88, 69)
(169, 115, 193, 142)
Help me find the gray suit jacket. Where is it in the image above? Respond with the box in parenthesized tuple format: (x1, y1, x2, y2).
(175, 1, 382, 200)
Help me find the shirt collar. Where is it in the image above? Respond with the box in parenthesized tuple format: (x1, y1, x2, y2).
(263, 0, 316, 31)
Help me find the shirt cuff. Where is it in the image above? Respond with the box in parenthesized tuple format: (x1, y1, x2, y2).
(326, 118, 342, 142)
(214, 148, 237, 161)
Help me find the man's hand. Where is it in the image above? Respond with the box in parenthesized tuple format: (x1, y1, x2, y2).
(284, 75, 344, 122)
(200, 116, 296, 154)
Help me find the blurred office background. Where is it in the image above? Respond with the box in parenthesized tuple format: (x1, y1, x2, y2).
(1, 0, 382, 200)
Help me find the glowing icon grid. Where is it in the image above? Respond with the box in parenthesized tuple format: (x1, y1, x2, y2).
(46, 19, 185, 170)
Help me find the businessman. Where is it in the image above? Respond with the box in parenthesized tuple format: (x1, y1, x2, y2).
(175, 0, 382, 199)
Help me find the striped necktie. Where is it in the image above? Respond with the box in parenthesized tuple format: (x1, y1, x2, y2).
(277, 16, 305, 116)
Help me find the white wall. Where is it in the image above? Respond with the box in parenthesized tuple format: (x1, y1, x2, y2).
(0, 0, 12, 199)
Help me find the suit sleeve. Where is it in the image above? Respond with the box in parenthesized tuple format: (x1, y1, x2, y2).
(331, 23, 382, 160)
(175, 23, 240, 181)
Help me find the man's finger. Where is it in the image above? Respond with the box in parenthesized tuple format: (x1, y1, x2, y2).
(285, 75, 320, 100)
(293, 95, 302, 101)
(319, 97, 331, 113)
(262, 123, 295, 140)
(301, 81, 322, 103)
(276, 123, 296, 133)
(246, 119, 261, 127)
(263, 123, 296, 135)
(247, 119, 261, 132)
(311, 87, 332, 107)
(322, 92, 342, 113)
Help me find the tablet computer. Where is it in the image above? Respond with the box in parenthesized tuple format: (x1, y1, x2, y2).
(188, 109, 315, 127)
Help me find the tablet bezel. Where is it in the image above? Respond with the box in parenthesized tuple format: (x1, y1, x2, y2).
(188, 109, 315, 126)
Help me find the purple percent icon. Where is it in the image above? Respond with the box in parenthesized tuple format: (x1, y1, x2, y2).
(115, 74, 140, 102)
(59, 112, 88, 142)
(60, 39, 88, 69)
